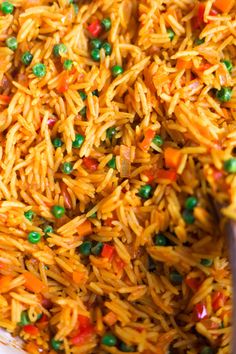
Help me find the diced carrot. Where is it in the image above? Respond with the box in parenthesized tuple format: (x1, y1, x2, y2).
(0, 275, 12, 293)
(156, 169, 177, 182)
(196, 63, 212, 72)
(103, 311, 117, 326)
(213, 0, 234, 13)
(77, 220, 92, 237)
(72, 271, 85, 284)
(164, 147, 182, 169)
(57, 71, 69, 93)
(176, 59, 192, 70)
(139, 129, 156, 152)
(23, 272, 46, 293)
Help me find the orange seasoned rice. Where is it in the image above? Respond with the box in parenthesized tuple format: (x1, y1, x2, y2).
(0, 0, 235, 353)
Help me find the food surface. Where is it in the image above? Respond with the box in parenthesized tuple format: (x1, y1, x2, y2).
(0, 0, 235, 353)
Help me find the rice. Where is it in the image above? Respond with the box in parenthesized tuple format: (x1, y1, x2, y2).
(0, 0, 235, 353)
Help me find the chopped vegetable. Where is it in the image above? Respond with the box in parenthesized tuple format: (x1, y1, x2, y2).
(71, 325, 94, 346)
(101, 244, 115, 260)
(215, 87, 232, 102)
(103, 311, 117, 326)
(176, 59, 192, 69)
(193, 302, 208, 321)
(138, 184, 152, 199)
(201, 258, 213, 267)
(106, 127, 116, 139)
(154, 233, 168, 246)
(63, 59, 73, 70)
(51, 205, 65, 218)
(6, 37, 17, 51)
(78, 241, 92, 256)
(170, 271, 183, 284)
(50, 338, 62, 351)
(92, 89, 99, 97)
(1, 1, 14, 14)
(23, 324, 39, 336)
(57, 71, 69, 93)
(0, 275, 12, 293)
(83, 157, 99, 171)
(164, 147, 182, 168)
(90, 48, 100, 62)
(72, 271, 85, 284)
(139, 129, 156, 151)
(185, 277, 201, 291)
(101, 333, 117, 347)
(19, 311, 30, 326)
(28, 231, 41, 244)
(23, 272, 45, 293)
(212, 291, 227, 311)
(61, 162, 73, 175)
(72, 133, 84, 148)
(53, 43, 67, 57)
(152, 134, 163, 147)
(32, 63, 46, 78)
(59, 180, 72, 210)
(52, 137, 63, 148)
(79, 106, 87, 118)
(167, 28, 175, 41)
(77, 220, 92, 237)
(182, 209, 195, 224)
(213, 0, 234, 13)
(119, 342, 136, 352)
(222, 60, 233, 73)
(194, 38, 205, 46)
(102, 42, 112, 56)
(185, 196, 198, 211)
(43, 225, 53, 235)
(79, 91, 87, 101)
(111, 65, 124, 78)
(87, 19, 102, 37)
(90, 39, 102, 49)
(24, 210, 35, 221)
(21, 51, 33, 66)
(107, 156, 116, 169)
(156, 169, 177, 182)
(200, 347, 214, 354)
(101, 17, 111, 31)
(224, 158, 236, 173)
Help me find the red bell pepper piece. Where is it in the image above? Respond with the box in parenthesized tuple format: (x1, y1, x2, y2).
(87, 20, 102, 37)
(193, 303, 208, 321)
(83, 157, 99, 171)
(23, 325, 39, 336)
(156, 169, 177, 182)
(101, 244, 115, 260)
(185, 277, 201, 291)
(212, 291, 227, 311)
(143, 170, 155, 183)
(47, 116, 57, 128)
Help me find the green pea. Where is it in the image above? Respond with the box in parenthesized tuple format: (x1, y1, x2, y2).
(152, 135, 163, 147)
(24, 210, 35, 221)
(1, 1, 14, 14)
(92, 89, 99, 97)
(79, 91, 87, 101)
(170, 271, 183, 284)
(19, 311, 30, 326)
(194, 38, 205, 46)
(63, 59, 73, 70)
(21, 51, 33, 66)
(167, 28, 175, 41)
(91, 242, 103, 256)
(32, 63, 46, 78)
(138, 185, 152, 199)
(154, 233, 168, 246)
(51, 205, 65, 219)
(28, 231, 41, 244)
(184, 196, 198, 211)
(90, 39, 102, 50)
(222, 60, 233, 73)
(50, 338, 62, 351)
(78, 241, 92, 256)
(43, 225, 53, 235)
(79, 106, 87, 118)
(52, 137, 63, 148)
(119, 342, 136, 352)
(53, 43, 67, 57)
(215, 87, 232, 102)
(101, 18, 111, 32)
(6, 36, 17, 51)
(182, 210, 195, 224)
(102, 42, 112, 56)
(200, 347, 214, 354)
(111, 65, 123, 78)
(101, 333, 117, 347)
(91, 48, 100, 62)
(72, 133, 84, 148)
(89, 212, 97, 219)
(201, 258, 213, 267)
(224, 158, 236, 173)
(106, 127, 116, 140)
(61, 162, 73, 175)
(107, 156, 116, 169)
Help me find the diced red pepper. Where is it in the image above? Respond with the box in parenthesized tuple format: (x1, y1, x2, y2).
(101, 244, 115, 260)
(83, 157, 99, 171)
(143, 170, 155, 183)
(78, 315, 91, 330)
(185, 277, 201, 291)
(212, 291, 227, 312)
(139, 129, 156, 152)
(87, 20, 102, 38)
(47, 116, 57, 128)
(37, 314, 48, 323)
(71, 326, 94, 346)
(156, 169, 177, 182)
(193, 3, 206, 29)
(57, 72, 69, 93)
(193, 303, 208, 321)
(23, 325, 39, 336)
(201, 319, 219, 329)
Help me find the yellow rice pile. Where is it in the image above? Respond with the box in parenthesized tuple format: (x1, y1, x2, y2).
(0, 0, 235, 353)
